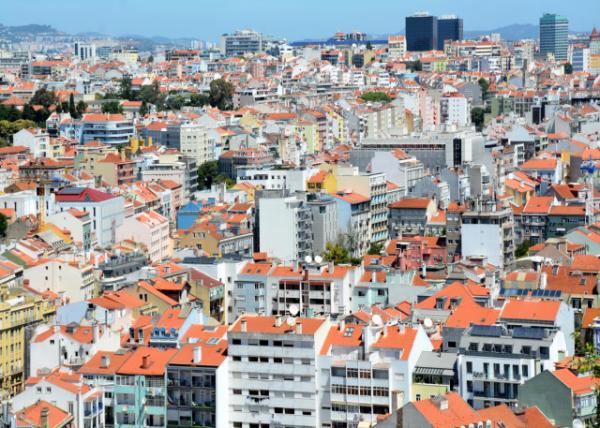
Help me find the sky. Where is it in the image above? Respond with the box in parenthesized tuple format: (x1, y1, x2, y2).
(2, 0, 600, 41)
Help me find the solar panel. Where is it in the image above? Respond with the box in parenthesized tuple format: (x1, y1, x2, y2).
(470, 325, 503, 337)
(58, 187, 84, 195)
(512, 327, 545, 340)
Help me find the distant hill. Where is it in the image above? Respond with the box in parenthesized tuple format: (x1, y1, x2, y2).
(3, 24, 60, 34)
(465, 24, 539, 41)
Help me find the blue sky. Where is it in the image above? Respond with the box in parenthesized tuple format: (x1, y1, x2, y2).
(2, 0, 599, 41)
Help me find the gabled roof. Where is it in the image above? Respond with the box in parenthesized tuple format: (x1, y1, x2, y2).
(229, 314, 325, 335)
(55, 187, 115, 203)
(77, 351, 131, 375)
(371, 325, 418, 359)
(320, 324, 364, 355)
(500, 299, 560, 323)
(117, 346, 177, 376)
(552, 368, 600, 395)
(16, 400, 72, 428)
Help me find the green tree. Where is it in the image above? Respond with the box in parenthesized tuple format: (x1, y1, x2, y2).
(478, 77, 490, 99)
(471, 107, 485, 132)
(101, 101, 123, 114)
(209, 78, 234, 110)
(30, 88, 57, 108)
(197, 160, 220, 190)
(68, 93, 76, 117)
(368, 242, 384, 255)
(119, 77, 133, 100)
(75, 100, 88, 118)
(21, 104, 36, 122)
(515, 240, 532, 258)
(0, 213, 7, 237)
(139, 101, 149, 116)
(188, 93, 209, 107)
(564, 62, 573, 74)
(166, 95, 185, 111)
(322, 240, 352, 265)
(138, 82, 160, 104)
(360, 91, 392, 103)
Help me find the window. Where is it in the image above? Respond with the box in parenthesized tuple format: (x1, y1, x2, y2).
(522, 365, 529, 378)
(416, 394, 421, 401)
(466, 362, 473, 374)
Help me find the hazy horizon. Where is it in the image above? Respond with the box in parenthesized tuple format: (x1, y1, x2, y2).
(2, 0, 599, 41)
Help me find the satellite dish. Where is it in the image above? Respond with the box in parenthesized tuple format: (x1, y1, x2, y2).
(289, 304, 300, 316)
(305, 255, 313, 264)
(286, 316, 295, 326)
(424, 318, 433, 329)
(315, 255, 323, 264)
(372, 314, 384, 326)
(573, 419, 585, 428)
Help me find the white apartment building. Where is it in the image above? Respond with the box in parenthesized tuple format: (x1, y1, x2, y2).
(117, 210, 171, 263)
(319, 322, 433, 426)
(457, 323, 568, 409)
(12, 369, 105, 428)
(440, 92, 470, 128)
(179, 122, 214, 165)
(236, 167, 316, 193)
(228, 314, 330, 428)
(23, 259, 96, 302)
(29, 323, 121, 375)
(258, 192, 312, 263)
(231, 261, 357, 319)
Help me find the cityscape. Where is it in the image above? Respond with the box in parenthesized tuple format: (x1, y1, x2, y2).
(0, 2, 600, 428)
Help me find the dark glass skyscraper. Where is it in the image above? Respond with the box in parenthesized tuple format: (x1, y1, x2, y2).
(539, 13, 569, 61)
(437, 15, 463, 50)
(406, 13, 438, 52)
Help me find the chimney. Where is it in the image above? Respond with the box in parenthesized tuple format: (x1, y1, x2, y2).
(193, 346, 202, 363)
(40, 407, 49, 428)
(100, 355, 110, 368)
(328, 261, 334, 273)
(275, 316, 283, 327)
(383, 324, 388, 336)
(92, 323, 99, 344)
(295, 321, 302, 334)
(141, 354, 150, 369)
(371, 271, 376, 283)
(339, 320, 346, 332)
(438, 397, 449, 411)
(240, 319, 247, 332)
(399, 324, 406, 334)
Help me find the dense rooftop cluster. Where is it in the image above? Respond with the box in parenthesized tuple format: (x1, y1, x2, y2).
(0, 9, 600, 428)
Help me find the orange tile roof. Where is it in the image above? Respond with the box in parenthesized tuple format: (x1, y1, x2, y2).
(371, 326, 418, 359)
(522, 196, 554, 214)
(389, 198, 432, 209)
(500, 299, 560, 323)
(169, 342, 227, 367)
(411, 393, 481, 427)
(320, 324, 364, 355)
(229, 314, 325, 335)
(552, 368, 600, 395)
(117, 346, 177, 376)
(78, 351, 131, 375)
(520, 158, 557, 170)
(16, 400, 72, 428)
(516, 406, 555, 428)
(445, 300, 500, 328)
